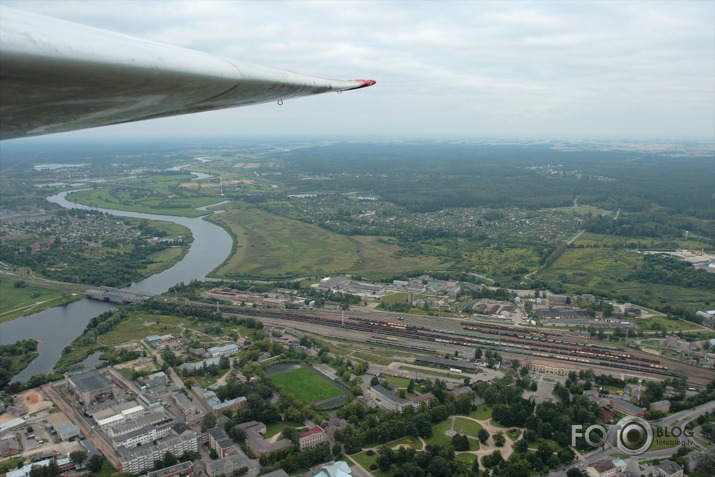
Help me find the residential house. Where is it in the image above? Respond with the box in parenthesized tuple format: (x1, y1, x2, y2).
(299, 425, 328, 451)
(586, 459, 617, 477)
(652, 460, 684, 477)
(650, 400, 671, 413)
(609, 398, 646, 417)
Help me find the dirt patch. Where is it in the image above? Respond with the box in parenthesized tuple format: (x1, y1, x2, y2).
(0, 389, 53, 423)
(17, 389, 53, 414)
(392, 444, 411, 450)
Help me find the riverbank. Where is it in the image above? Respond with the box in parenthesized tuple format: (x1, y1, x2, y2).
(0, 278, 86, 324)
(0, 190, 233, 382)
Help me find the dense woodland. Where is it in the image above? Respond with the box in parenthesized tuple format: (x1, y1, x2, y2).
(268, 143, 713, 221)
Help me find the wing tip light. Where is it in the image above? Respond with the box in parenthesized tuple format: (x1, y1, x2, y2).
(347, 79, 376, 90)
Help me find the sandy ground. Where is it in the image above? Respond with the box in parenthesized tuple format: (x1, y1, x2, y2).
(0, 388, 53, 424)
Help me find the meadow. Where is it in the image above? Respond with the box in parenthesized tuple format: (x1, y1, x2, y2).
(68, 187, 218, 217)
(0, 280, 83, 323)
(537, 233, 714, 311)
(211, 202, 449, 279)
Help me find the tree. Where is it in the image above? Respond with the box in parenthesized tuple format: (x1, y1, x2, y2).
(87, 455, 105, 473)
(452, 434, 470, 451)
(478, 428, 490, 445)
(567, 469, 584, 477)
(514, 439, 528, 453)
(69, 450, 87, 467)
(202, 412, 217, 432)
(493, 432, 506, 447)
(163, 451, 177, 468)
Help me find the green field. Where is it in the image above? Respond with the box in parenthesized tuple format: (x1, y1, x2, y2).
(268, 366, 343, 404)
(636, 316, 700, 331)
(455, 453, 479, 464)
(425, 419, 455, 447)
(469, 405, 494, 421)
(537, 233, 714, 310)
(351, 451, 390, 477)
(384, 376, 411, 389)
(0, 279, 84, 323)
(454, 417, 484, 438)
(211, 202, 450, 279)
(68, 188, 218, 217)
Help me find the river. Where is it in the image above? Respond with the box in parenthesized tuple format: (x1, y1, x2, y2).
(0, 187, 233, 383)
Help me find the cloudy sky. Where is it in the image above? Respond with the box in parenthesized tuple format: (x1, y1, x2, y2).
(4, 0, 715, 142)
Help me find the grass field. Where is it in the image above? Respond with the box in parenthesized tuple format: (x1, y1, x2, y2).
(100, 314, 188, 346)
(211, 202, 450, 279)
(68, 188, 218, 217)
(636, 316, 700, 331)
(384, 376, 411, 389)
(0, 280, 84, 323)
(268, 366, 343, 404)
(138, 246, 188, 277)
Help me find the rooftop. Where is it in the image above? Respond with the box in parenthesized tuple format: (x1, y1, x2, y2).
(68, 369, 112, 392)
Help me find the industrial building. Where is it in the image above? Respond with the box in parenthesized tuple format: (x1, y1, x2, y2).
(65, 369, 114, 405)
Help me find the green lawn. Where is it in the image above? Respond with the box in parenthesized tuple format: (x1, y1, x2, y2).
(384, 375, 411, 389)
(455, 453, 479, 464)
(469, 405, 493, 421)
(454, 417, 484, 438)
(384, 436, 424, 451)
(268, 366, 343, 404)
(351, 451, 389, 477)
(264, 421, 304, 439)
(426, 419, 455, 447)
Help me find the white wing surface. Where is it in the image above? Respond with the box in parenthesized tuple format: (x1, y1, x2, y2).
(0, 7, 375, 140)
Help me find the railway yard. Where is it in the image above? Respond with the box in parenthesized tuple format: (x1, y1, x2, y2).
(177, 302, 715, 388)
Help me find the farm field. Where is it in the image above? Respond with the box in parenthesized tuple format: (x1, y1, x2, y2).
(267, 366, 343, 404)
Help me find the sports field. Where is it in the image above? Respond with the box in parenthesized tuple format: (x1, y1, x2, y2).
(268, 366, 343, 404)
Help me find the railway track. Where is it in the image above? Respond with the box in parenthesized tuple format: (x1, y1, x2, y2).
(172, 302, 715, 387)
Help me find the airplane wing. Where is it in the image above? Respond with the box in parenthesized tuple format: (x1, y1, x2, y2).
(0, 6, 375, 140)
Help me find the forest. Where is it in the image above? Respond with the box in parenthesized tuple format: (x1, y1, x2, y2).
(265, 143, 713, 222)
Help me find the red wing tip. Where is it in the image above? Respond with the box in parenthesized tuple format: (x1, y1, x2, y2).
(347, 79, 376, 89)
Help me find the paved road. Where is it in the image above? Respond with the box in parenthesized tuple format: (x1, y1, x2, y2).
(550, 402, 715, 477)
